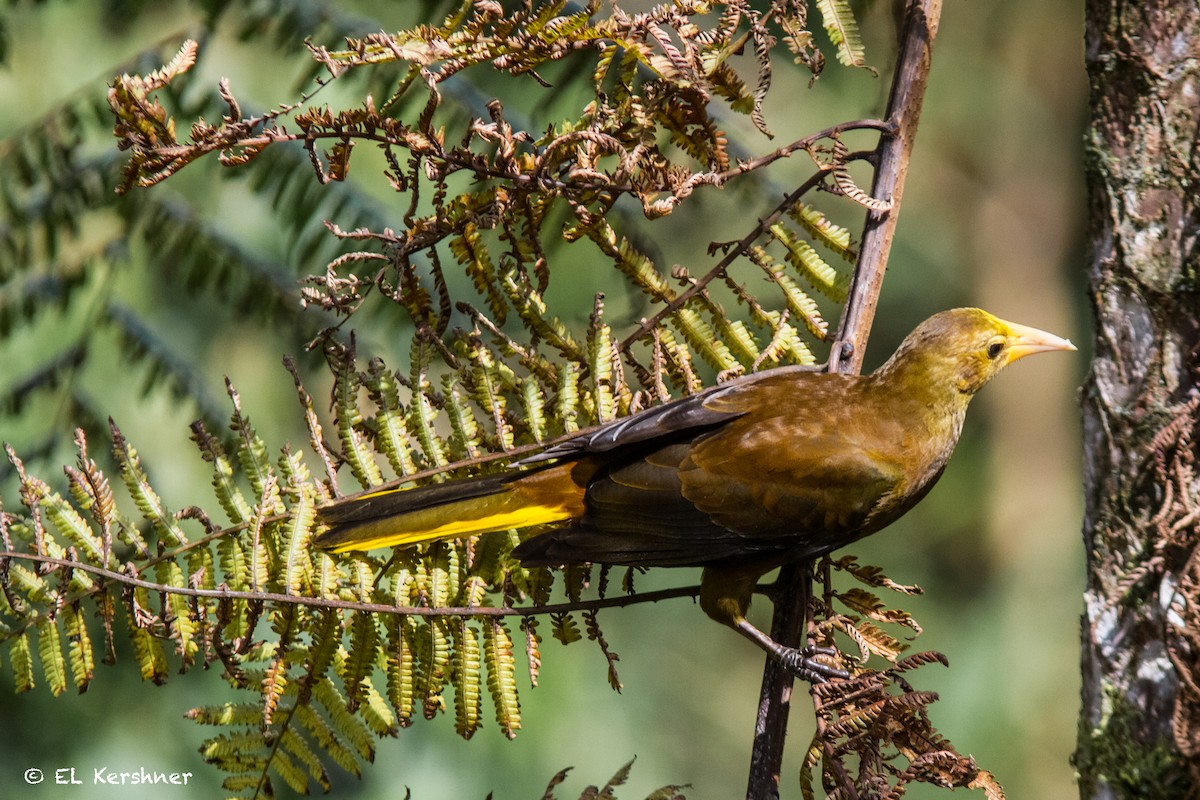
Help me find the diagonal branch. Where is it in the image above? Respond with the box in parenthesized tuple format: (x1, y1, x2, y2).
(744, 2, 944, 798)
(616, 119, 893, 356)
(617, 167, 832, 354)
(829, 0, 945, 376)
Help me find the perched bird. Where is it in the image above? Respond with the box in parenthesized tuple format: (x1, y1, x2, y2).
(316, 308, 1074, 676)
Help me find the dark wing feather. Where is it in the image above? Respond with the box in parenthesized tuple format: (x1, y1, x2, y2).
(515, 383, 749, 464)
(513, 444, 779, 567)
(679, 373, 912, 552)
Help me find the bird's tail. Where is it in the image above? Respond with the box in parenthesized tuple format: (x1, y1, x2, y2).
(314, 462, 587, 553)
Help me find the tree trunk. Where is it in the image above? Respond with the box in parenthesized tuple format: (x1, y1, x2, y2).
(1078, 2, 1200, 798)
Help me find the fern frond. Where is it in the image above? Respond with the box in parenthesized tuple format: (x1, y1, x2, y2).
(452, 616, 483, 738)
(789, 202, 856, 262)
(816, 0, 868, 69)
(154, 559, 198, 663)
(110, 422, 188, 548)
(314, 671, 378, 764)
(363, 358, 421, 477)
(484, 616, 521, 739)
(9, 630, 35, 693)
(127, 598, 169, 685)
(385, 612, 419, 727)
(36, 616, 67, 697)
(769, 222, 850, 302)
(280, 484, 317, 596)
(342, 613, 378, 712)
(61, 602, 94, 692)
(330, 343, 385, 490)
(190, 420, 254, 527)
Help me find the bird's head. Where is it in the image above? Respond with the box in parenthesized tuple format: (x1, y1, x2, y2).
(879, 308, 1076, 396)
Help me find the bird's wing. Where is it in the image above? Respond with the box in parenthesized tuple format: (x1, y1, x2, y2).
(515, 369, 912, 567)
(514, 382, 753, 464)
(678, 372, 911, 553)
(513, 443, 777, 567)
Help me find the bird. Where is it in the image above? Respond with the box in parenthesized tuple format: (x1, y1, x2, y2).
(315, 308, 1075, 678)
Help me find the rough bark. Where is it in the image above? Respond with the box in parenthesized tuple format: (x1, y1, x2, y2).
(1078, 2, 1200, 798)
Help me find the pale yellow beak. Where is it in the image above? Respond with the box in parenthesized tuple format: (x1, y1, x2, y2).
(1002, 319, 1077, 364)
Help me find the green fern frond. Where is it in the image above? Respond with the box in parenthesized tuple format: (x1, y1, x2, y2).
(760, 310, 818, 366)
(186, 702, 262, 727)
(408, 352, 452, 470)
(359, 676, 398, 738)
(671, 307, 740, 373)
(789, 202, 856, 262)
(484, 617, 522, 739)
(110, 422, 188, 548)
(816, 0, 868, 69)
(227, 383, 281, 510)
(200, 730, 270, 782)
(36, 616, 67, 697)
(342, 613, 379, 711)
(385, 613, 419, 727)
(127, 599, 169, 685)
(4, 558, 52, 609)
(294, 702, 363, 777)
(154, 559, 198, 663)
(39, 491, 105, 566)
(189, 420, 254, 527)
(314, 671, 378, 761)
(520, 376, 549, 443)
(452, 616, 483, 738)
(750, 246, 830, 340)
(443, 376, 484, 460)
(554, 361, 583, 435)
(363, 358, 421, 477)
(279, 725, 333, 791)
(769, 222, 850, 302)
(61, 602, 95, 692)
(587, 298, 619, 422)
(551, 612, 582, 645)
(9, 630, 34, 693)
(280, 485, 318, 596)
(331, 344, 386, 490)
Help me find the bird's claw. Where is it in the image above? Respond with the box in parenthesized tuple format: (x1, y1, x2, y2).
(780, 644, 850, 683)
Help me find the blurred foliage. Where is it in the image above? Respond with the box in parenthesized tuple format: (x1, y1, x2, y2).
(0, 0, 1086, 799)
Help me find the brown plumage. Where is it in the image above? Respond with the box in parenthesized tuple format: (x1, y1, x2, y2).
(316, 308, 1075, 676)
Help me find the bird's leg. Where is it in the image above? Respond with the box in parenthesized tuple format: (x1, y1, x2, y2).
(700, 563, 849, 683)
(731, 617, 849, 683)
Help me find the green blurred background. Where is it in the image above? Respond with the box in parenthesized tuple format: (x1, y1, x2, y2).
(0, 0, 1086, 797)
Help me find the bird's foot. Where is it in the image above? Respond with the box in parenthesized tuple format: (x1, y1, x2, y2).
(779, 644, 850, 683)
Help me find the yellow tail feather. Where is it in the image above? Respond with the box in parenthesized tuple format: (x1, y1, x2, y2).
(318, 464, 587, 553)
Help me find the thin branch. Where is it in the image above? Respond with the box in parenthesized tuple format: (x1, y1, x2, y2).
(708, 118, 893, 184)
(618, 168, 831, 354)
(0, 550, 699, 619)
(829, 0, 944, 375)
(746, 562, 811, 798)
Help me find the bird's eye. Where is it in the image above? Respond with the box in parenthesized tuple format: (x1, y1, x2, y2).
(986, 340, 1005, 359)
